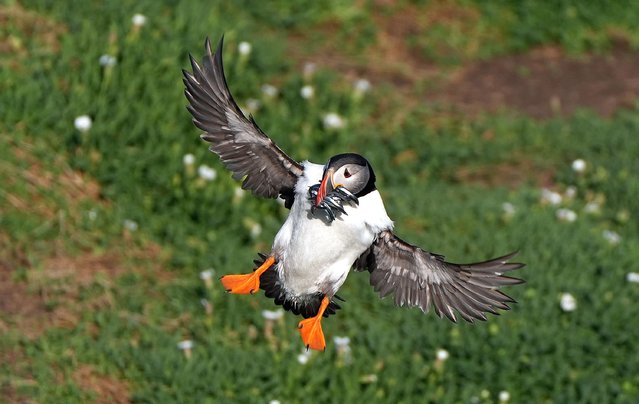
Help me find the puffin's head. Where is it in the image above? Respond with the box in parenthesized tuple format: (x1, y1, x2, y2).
(314, 153, 376, 208)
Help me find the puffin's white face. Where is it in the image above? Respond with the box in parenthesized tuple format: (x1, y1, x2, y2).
(330, 163, 372, 196)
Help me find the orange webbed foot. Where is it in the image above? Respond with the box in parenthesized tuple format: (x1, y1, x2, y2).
(220, 256, 275, 294)
(297, 296, 330, 351)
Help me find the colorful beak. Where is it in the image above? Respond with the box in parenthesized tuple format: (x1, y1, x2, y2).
(315, 168, 335, 207)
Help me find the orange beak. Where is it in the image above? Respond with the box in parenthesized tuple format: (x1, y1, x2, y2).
(315, 168, 335, 207)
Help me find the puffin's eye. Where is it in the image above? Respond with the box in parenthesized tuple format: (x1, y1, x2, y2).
(344, 168, 351, 178)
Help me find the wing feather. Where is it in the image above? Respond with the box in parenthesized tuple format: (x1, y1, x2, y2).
(355, 230, 525, 322)
(183, 36, 303, 207)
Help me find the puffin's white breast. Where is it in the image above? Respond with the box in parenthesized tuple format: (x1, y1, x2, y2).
(272, 162, 393, 296)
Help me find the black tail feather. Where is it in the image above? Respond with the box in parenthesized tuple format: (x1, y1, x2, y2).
(254, 252, 342, 319)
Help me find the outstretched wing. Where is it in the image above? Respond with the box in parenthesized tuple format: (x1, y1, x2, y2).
(183, 36, 303, 207)
(354, 230, 525, 322)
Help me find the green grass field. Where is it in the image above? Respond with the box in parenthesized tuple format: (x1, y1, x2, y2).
(2, 0, 639, 402)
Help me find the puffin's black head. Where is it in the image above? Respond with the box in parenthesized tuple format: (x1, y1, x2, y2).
(314, 153, 376, 208)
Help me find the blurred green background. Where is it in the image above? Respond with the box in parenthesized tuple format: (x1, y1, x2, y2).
(2, 0, 639, 402)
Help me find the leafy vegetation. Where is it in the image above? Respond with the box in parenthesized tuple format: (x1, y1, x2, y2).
(2, 0, 639, 402)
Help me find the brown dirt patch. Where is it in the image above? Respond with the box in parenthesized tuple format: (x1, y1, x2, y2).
(3, 138, 103, 220)
(288, 3, 639, 120)
(0, 3, 67, 67)
(0, 137, 172, 339)
(72, 365, 130, 404)
(433, 42, 639, 119)
(0, 243, 166, 339)
(0, 346, 35, 404)
(453, 158, 555, 189)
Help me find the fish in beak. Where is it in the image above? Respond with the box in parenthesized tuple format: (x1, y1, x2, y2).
(309, 168, 359, 221)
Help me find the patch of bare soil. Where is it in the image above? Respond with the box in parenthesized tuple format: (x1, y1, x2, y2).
(0, 2, 66, 67)
(288, 2, 440, 91)
(72, 365, 130, 404)
(433, 42, 639, 119)
(289, 3, 639, 120)
(0, 243, 165, 339)
(454, 158, 556, 189)
(1, 138, 168, 403)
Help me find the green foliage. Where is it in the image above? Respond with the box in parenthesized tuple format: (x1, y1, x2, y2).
(401, 0, 639, 65)
(2, 0, 639, 402)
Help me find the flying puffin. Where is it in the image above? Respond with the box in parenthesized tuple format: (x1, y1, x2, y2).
(183, 36, 525, 351)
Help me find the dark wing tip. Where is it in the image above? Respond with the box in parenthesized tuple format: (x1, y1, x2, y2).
(362, 231, 526, 324)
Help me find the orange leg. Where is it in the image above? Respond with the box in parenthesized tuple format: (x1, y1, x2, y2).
(298, 296, 330, 351)
(220, 256, 275, 294)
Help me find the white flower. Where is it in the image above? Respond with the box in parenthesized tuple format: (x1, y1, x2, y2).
(584, 202, 601, 214)
(123, 219, 138, 231)
(200, 270, 213, 289)
(250, 223, 262, 238)
(333, 336, 351, 348)
(177, 340, 193, 350)
(572, 159, 586, 173)
(261, 84, 278, 98)
(245, 98, 261, 113)
(501, 202, 516, 217)
(261, 309, 284, 321)
(177, 339, 194, 358)
(564, 186, 577, 199)
(353, 78, 371, 94)
(269, 401, 281, 404)
(87, 209, 97, 221)
(99, 54, 117, 67)
(602, 230, 621, 245)
(334, 336, 352, 364)
(436, 348, 449, 361)
(300, 85, 314, 99)
(556, 208, 577, 222)
(626, 272, 639, 283)
(323, 113, 345, 130)
(199, 269, 215, 281)
(333, 336, 351, 352)
(560, 293, 577, 312)
(234, 187, 245, 199)
(499, 390, 510, 402)
(360, 374, 378, 383)
(541, 188, 562, 205)
(238, 41, 252, 56)
(74, 115, 92, 132)
(131, 13, 147, 27)
(183, 153, 195, 166)
(297, 349, 312, 365)
(198, 165, 217, 181)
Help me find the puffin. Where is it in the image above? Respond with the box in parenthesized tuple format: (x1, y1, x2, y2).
(183, 36, 525, 351)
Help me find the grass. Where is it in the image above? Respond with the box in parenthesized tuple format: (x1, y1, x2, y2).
(2, 0, 639, 402)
